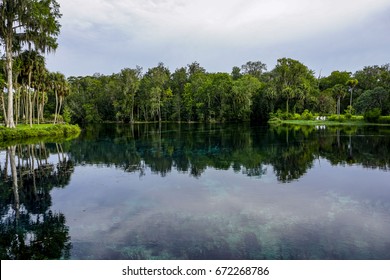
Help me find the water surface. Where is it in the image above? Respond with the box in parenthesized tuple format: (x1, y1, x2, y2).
(1, 123, 389, 259)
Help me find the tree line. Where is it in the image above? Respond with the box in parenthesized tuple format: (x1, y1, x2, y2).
(65, 59, 390, 124)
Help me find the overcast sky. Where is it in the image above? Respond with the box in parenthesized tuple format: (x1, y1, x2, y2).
(45, 0, 390, 77)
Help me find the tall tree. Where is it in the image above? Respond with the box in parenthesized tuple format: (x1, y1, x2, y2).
(50, 71, 67, 124)
(0, 0, 61, 128)
(138, 63, 170, 122)
(346, 79, 358, 113)
(170, 67, 188, 122)
(230, 75, 262, 121)
(17, 50, 46, 126)
(231, 66, 242, 80)
(269, 58, 317, 114)
(319, 71, 351, 91)
(332, 84, 348, 115)
(241, 61, 267, 81)
(117, 67, 142, 123)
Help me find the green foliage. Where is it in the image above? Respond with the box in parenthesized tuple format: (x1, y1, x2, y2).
(59, 58, 390, 125)
(344, 113, 352, 120)
(292, 113, 301, 120)
(364, 108, 382, 123)
(319, 71, 351, 91)
(355, 87, 390, 115)
(0, 124, 80, 143)
(63, 106, 72, 123)
(268, 58, 318, 115)
(315, 91, 336, 114)
(378, 116, 390, 124)
(354, 64, 390, 92)
(328, 114, 346, 122)
(345, 105, 355, 117)
(241, 61, 267, 80)
(301, 109, 313, 120)
(0, 0, 62, 128)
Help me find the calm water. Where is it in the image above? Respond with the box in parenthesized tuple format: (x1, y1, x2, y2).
(1, 123, 390, 260)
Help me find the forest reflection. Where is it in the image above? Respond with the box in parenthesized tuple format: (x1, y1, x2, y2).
(1, 123, 389, 260)
(0, 143, 73, 259)
(70, 123, 390, 182)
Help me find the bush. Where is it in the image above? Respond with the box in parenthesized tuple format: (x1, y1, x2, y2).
(272, 110, 291, 120)
(301, 109, 313, 120)
(328, 114, 346, 122)
(378, 116, 390, 124)
(292, 113, 301, 120)
(364, 108, 381, 123)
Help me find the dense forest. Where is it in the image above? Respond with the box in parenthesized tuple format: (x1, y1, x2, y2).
(65, 59, 390, 124)
(2, 56, 390, 126)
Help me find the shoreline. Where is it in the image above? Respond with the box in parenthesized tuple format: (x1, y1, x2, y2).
(268, 119, 390, 127)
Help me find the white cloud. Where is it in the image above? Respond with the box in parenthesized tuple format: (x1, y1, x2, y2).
(46, 0, 390, 76)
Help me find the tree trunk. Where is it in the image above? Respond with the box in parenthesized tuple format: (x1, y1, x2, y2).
(58, 95, 63, 123)
(337, 96, 340, 115)
(1, 92, 7, 124)
(15, 87, 21, 126)
(130, 94, 134, 123)
(349, 88, 353, 112)
(29, 91, 33, 127)
(54, 90, 58, 124)
(41, 92, 46, 123)
(5, 36, 15, 128)
(28, 71, 33, 127)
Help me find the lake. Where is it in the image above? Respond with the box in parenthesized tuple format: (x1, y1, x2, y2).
(1, 123, 389, 259)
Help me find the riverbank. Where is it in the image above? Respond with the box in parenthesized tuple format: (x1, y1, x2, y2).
(0, 124, 81, 143)
(268, 116, 390, 127)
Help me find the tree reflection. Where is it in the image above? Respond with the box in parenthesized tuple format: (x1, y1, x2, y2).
(0, 143, 73, 259)
(68, 123, 390, 182)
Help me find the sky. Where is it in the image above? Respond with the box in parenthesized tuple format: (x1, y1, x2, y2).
(45, 0, 390, 77)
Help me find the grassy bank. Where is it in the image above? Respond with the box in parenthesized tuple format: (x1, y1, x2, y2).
(268, 113, 390, 127)
(269, 119, 390, 127)
(0, 124, 81, 143)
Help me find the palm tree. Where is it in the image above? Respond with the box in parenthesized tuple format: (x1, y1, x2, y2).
(346, 79, 358, 113)
(0, 0, 61, 128)
(33, 60, 48, 124)
(50, 71, 67, 124)
(332, 84, 347, 115)
(17, 50, 46, 126)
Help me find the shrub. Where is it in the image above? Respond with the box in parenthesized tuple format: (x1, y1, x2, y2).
(378, 116, 390, 124)
(364, 108, 381, 123)
(301, 109, 313, 120)
(292, 113, 301, 120)
(328, 114, 346, 122)
(272, 110, 292, 120)
(345, 112, 352, 120)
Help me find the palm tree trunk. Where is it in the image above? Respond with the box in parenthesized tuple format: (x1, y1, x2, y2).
(5, 36, 15, 128)
(58, 96, 63, 123)
(337, 97, 340, 115)
(54, 90, 58, 124)
(29, 91, 33, 127)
